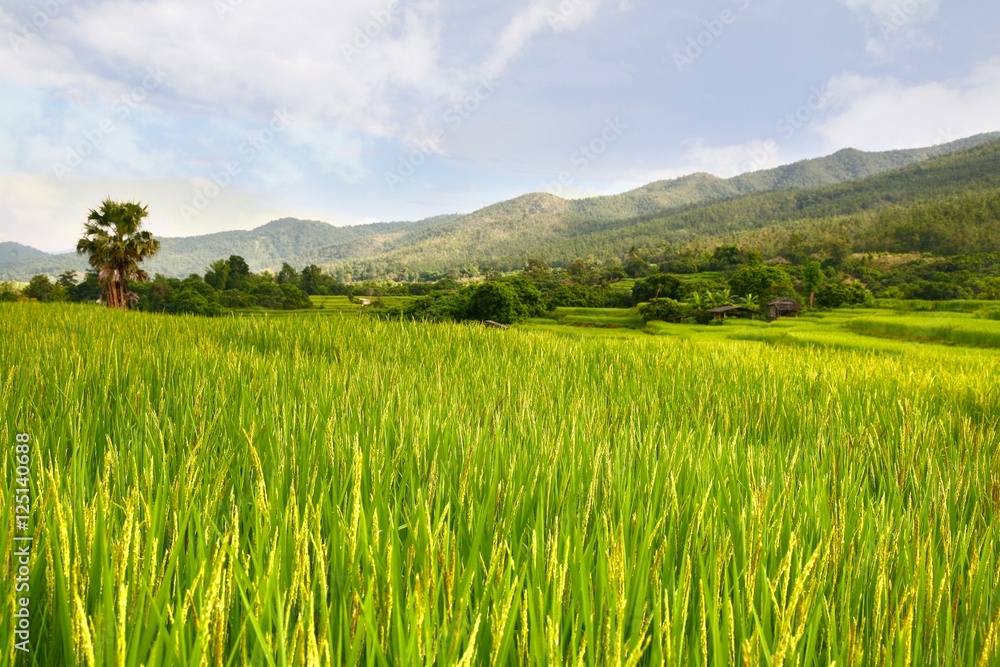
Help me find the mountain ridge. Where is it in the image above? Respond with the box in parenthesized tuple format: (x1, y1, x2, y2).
(2, 132, 998, 281)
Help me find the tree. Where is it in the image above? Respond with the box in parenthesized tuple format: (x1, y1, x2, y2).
(803, 261, 824, 309)
(227, 255, 251, 289)
(71, 271, 102, 303)
(728, 264, 794, 299)
(204, 259, 231, 291)
(277, 262, 301, 287)
(632, 274, 681, 305)
(76, 199, 160, 309)
(57, 271, 79, 288)
(467, 282, 522, 324)
(23, 275, 54, 301)
(300, 265, 330, 295)
(814, 281, 874, 309)
(736, 293, 760, 311)
(710, 245, 762, 271)
(639, 298, 683, 323)
(523, 258, 552, 281)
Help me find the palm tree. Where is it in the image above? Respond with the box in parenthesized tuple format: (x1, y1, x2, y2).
(76, 199, 160, 309)
(737, 293, 760, 311)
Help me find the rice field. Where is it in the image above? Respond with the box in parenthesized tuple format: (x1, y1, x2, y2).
(1, 302, 999, 666)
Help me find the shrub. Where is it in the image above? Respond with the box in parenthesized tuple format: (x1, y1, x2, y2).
(638, 298, 684, 323)
(171, 289, 223, 316)
(815, 281, 874, 309)
(0, 282, 20, 302)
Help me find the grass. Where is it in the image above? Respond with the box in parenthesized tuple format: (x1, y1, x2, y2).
(546, 307, 646, 329)
(873, 299, 1000, 313)
(845, 313, 1000, 348)
(1, 302, 999, 665)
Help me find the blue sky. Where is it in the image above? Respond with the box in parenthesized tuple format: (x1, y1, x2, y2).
(0, 0, 998, 251)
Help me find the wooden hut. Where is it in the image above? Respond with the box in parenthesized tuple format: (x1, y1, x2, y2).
(765, 298, 802, 320)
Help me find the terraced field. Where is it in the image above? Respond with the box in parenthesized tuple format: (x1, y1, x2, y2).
(1, 302, 998, 665)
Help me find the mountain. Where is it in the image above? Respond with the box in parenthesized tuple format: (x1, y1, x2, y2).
(1, 132, 998, 281)
(0, 242, 48, 263)
(524, 138, 1000, 264)
(0, 214, 460, 281)
(320, 134, 1000, 273)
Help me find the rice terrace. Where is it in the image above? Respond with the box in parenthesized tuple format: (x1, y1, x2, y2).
(2, 284, 1000, 664)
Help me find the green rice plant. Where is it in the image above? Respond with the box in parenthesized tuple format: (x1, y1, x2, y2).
(874, 299, 1000, 313)
(0, 302, 998, 666)
(847, 314, 1000, 348)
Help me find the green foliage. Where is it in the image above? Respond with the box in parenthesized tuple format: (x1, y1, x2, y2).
(814, 281, 874, 308)
(631, 273, 681, 304)
(467, 281, 522, 324)
(20, 275, 70, 302)
(0, 281, 20, 302)
(277, 262, 301, 287)
(708, 244, 762, 271)
(23, 274, 54, 301)
(226, 255, 251, 289)
(728, 264, 795, 298)
(638, 298, 683, 323)
(204, 259, 231, 290)
(57, 270, 78, 288)
(803, 261, 824, 293)
(65, 271, 100, 303)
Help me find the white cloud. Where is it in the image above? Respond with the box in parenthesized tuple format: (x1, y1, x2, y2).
(2, 0, 452, 137)
(480, 0, 625, 80)
(678, 138, 789, 178)
(811, 58, 1000, 152)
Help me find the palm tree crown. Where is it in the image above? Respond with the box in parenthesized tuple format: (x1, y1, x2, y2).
(76, 199, 160, 309)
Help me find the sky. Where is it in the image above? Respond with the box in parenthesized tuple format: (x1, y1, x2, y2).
(0, 0, 998, 251)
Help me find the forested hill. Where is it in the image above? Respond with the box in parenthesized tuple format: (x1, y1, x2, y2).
(309, 133, 1000, 275)
(0, 242, 48, 263)
(332, 137, 1000, 275)
(1, 132, 998, 281)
